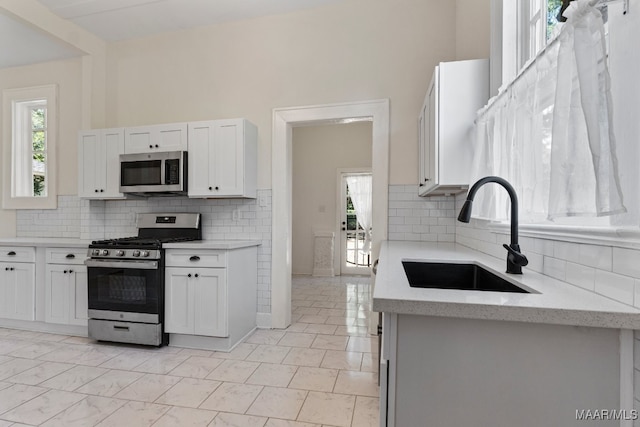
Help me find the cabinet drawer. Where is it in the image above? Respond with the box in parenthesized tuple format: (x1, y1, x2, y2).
(165, 250, 226, 268)
(0, 247, 35, 263)
(46, 248, 88, 265)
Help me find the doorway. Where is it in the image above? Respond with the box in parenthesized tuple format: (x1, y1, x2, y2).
(271, 99, 389, 329)
(339, 170, 372, 275)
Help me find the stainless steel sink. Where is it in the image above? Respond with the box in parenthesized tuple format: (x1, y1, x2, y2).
(402, 261, 531, 293)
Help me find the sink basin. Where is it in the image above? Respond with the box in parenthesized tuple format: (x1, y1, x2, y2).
(402, 261, 531, 293)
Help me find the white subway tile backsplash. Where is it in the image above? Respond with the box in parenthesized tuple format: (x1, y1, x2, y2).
(578, 244, 612, 271)
(387, 185, 455, 243)
(613, 247, 640, 280)
(595, 270, 635, 305)
(542, 257, 566, 281)
(565, 262, 596, 291)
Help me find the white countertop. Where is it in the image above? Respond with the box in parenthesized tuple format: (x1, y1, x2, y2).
(163, 240, 261, 250)
(373, 240, 640, 329)
(0, 238, 92, 248)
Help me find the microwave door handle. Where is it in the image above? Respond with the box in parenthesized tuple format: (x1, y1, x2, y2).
(161, 158, 167, 185)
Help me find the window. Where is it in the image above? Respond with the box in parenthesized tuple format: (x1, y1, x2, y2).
(2, 85, 57, 209)
(478, 0, 625, 229)
(518, 0, 563, 69)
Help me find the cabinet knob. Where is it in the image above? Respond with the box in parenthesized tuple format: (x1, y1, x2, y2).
(95, 189, 99, 193)
(155, 144, 159, 148)
(100, 189, 104, 192)
(7, 251, 16, 256)
(419, 183, 424, 187)
(10, 267, 14, 271)
(149, 145, 153, 148)
(4, 267, 7, 271)
(64, 270, 68, 274)
(215, 186, 219, 190)
(69, 269, 73, 273)
(195, 273, 199, 278)
(208, 187, 212, 191)
(188, 273, 192, 278)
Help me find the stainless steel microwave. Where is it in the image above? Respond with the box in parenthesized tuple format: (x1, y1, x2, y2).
(119, 151, 187, 196)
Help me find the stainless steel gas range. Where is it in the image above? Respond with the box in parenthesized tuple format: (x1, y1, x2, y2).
(85, 212, 201, 346)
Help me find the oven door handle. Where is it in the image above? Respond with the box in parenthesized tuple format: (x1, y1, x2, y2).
(84, 259, 159, 270)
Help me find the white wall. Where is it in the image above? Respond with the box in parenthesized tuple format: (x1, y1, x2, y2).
(291, 122, 372, 275)
(105, 0, 458, 188)
(455, 0, 491, 60)
(0, 57, 84, 237)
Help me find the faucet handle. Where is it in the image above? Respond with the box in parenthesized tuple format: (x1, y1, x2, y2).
(503, 243, 529, 270)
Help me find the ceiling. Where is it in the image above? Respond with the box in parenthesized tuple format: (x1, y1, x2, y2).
(0, 0, 342, 69)
(38, 0, 344, 42)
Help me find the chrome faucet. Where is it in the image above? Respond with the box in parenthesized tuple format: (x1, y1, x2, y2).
(457, 176, 529, 274)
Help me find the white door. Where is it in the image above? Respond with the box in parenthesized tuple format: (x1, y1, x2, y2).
(339, 172, 372, 275)
(70, 267, 88, 326)
(214, 120, 243, 197)
(7, 263, 35, 321)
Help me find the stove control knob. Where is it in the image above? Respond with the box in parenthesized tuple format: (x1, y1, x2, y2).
(100, 249, 109, 256)
(92, 249, 100, 256)
(132, 250, 141, 257)
(141, 250, 150, 258)
(116, 250, 125, 257)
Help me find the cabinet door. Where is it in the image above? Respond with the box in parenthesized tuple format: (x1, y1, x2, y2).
(6, 263, 35, 321)
(125, 124, 187, 154)
(426, 75, 438, 192)
(45, 265, 70, 324)
(70, 266, 88, 326)
(0, 265, 8, 317)
(213, 120, 244, 197)
(78, 131, 103, 198)
(187, 122, 214, 197)
(418, 100, 429, 196)
(193, 268, 227, 337)
(78, 129, 124, 199)
(102, 129, 125, 198)
(165, 267, 194, 334)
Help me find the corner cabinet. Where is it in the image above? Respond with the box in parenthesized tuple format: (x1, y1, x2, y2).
(78, 129, 126, 199)
(188, 119, 257, 198)
(164, 245, 258, 351)
(418, 59, 489, 196)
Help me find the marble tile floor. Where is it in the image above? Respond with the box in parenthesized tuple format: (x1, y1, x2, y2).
(0, 275, 379, 427)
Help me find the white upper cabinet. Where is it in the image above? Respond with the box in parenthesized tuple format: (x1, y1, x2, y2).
(418, 59, 489, 196)
(188, 119, 257, 198)
(124, 123, 188, 154)
(78, 128, 125, 199)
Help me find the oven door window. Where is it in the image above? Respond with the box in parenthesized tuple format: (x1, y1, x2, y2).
(121, 160, 162, 186)
(88, 265, 161, 314)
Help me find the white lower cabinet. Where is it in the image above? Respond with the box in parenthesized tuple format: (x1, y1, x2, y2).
(45, 248, 89, 326)
(0, 246, 36, 321)
(164, 246, 257, 351)
(165, 267, 227, 337)
(0, 262, 35, 321)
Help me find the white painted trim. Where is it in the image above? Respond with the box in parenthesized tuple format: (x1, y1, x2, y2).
(256, 312, 272, 329)
(271, 99, 389, 329)
(620, 329, 634, 427)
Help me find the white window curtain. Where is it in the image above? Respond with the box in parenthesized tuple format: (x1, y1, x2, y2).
(346, 175, 372, 254)
(470, 0, 625, 222)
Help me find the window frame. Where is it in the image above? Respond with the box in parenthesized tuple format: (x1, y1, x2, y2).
(2, 84, 58, 209)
